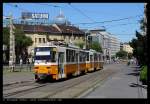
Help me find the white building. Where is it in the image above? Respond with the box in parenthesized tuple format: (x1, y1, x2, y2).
(89, 28, 120, 62)
(108, 34, 120, 56)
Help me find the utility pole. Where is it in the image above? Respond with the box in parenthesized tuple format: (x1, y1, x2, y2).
(9, 13, 16, 72)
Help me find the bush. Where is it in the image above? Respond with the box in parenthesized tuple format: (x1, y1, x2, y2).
(139, 65, 147, 85)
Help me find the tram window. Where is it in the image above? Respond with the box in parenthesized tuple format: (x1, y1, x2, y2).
(90, 55, 93, 61)
(86, 52, 89, 61)
(79, 52, 82, 62)
(51, 51, 56, 62)
(83, 52, 86, 62)
(79, 51, 83, 62)
(66, 49, 75, 62)
(99, 54, 101, 61)
(72, 50, 75, 62)
(66, 49, 69, 62)
(94, 54, 98, 61)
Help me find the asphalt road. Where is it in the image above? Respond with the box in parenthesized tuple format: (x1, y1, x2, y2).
(79, 64, 147, 98)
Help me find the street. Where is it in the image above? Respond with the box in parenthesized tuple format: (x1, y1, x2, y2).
(79, 64, 147, 98)
(3, 63, 147, 98)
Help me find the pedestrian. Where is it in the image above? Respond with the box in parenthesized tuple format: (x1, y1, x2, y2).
(27, 58, 30, 71)
(28, 58, 32, 71)
(20, 58, 23, 72)
(127, 60, 130, 66)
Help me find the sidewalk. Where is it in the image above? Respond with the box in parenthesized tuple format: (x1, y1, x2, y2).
(79, 64, 147, 98)
(3, 71, 34, 86)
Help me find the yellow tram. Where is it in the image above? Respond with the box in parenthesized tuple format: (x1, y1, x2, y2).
(33, 44, 104, 81)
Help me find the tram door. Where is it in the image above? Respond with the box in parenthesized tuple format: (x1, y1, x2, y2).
(90, 55, 94, 69)
(76, 52, 80, 75)
(58, 52, 65, 78)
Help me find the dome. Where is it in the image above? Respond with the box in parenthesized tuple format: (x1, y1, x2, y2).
(54, 10, 67, 24)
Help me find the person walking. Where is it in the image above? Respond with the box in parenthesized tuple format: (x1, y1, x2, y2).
(28, 58, 32, 71)
(20, 58, 23, 72)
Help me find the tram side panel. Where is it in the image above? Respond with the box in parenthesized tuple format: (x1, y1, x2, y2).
(88, 52, 95, 72)
(79, 51, 87, 74)
(64, 49, 78, 76)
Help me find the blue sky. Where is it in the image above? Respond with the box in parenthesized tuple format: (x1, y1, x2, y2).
(3, 3, 144, 42)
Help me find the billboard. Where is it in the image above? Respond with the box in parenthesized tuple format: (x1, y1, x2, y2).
(22, 12, 49, 19)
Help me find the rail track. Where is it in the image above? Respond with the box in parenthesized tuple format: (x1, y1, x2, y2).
(3, 66, 117, 98)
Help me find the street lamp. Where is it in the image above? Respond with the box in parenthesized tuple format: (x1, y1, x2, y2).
(84, 30, 89, 49)
(4, 13, 16, 72)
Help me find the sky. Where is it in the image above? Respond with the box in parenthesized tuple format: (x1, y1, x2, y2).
(3, 3, 144, 43)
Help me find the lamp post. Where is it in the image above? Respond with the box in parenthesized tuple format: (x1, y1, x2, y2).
(84, 30, 89, 49)
(4, 13, 16, 72)
(86, 34, 92, 49)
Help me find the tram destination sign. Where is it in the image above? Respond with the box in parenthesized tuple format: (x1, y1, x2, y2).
(22, 12, 49, 19)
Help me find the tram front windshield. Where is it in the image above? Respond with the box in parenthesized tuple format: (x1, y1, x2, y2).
(34, 47, 56, 62)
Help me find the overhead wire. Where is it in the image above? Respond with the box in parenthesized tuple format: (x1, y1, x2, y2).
(5, 3, 142, 26)
(6, 3, 29, 12)
(68, 3, 95, 23)
(73, 14, 142, 25)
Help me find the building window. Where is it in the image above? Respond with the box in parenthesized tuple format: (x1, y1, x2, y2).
(39, 38, 41, 43)
(43, 38, 45, 43)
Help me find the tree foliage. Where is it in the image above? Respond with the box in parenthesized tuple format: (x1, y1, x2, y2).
(116, 50, 127, 59)
(91, 41, 102, 52)
(129, 18, 147, 66)
(74, 39, 85, 49)
(3, 27, 33, 64)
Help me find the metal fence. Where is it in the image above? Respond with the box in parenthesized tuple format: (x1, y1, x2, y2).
(3, 64, 34, 72)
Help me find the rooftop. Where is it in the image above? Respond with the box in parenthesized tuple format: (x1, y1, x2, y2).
(13, 24, 85, 35)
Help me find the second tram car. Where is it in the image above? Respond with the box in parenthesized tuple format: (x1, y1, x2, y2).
(33, 44, 104, 81)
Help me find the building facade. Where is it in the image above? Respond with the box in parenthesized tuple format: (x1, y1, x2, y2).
(109, 35, 120, 56)
(122, 43, 133, 53)
(14, 24, 85, 56)
(89, 28, 120, 62)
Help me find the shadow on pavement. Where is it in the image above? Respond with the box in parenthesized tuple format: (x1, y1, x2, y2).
(132, 69, 141, 72)
(129, 83, 147, 89)
(126, 72, 140, 76)
(130, 66, 140, 68)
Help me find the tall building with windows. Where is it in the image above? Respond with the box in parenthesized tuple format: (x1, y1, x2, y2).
(89, 28, 120, 62)
(109, 34, 120, 56)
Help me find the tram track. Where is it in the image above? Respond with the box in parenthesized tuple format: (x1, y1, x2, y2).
(46, 69, 116, 98)
(3, 81, 50, 98)
(3, 65, 118, 98)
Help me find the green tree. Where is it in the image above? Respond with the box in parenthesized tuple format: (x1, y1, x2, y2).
(91, 41, 102, 52)
(129, 18, 147, 66)
(75, 42, 85, 49)
(128, 53, 133, 59)
(3, 27, 33, 64)
(3, 28, 10, 46)
(116, 50, 127, 59)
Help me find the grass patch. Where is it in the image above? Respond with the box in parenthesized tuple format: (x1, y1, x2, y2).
(139, 65, 147, 84)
